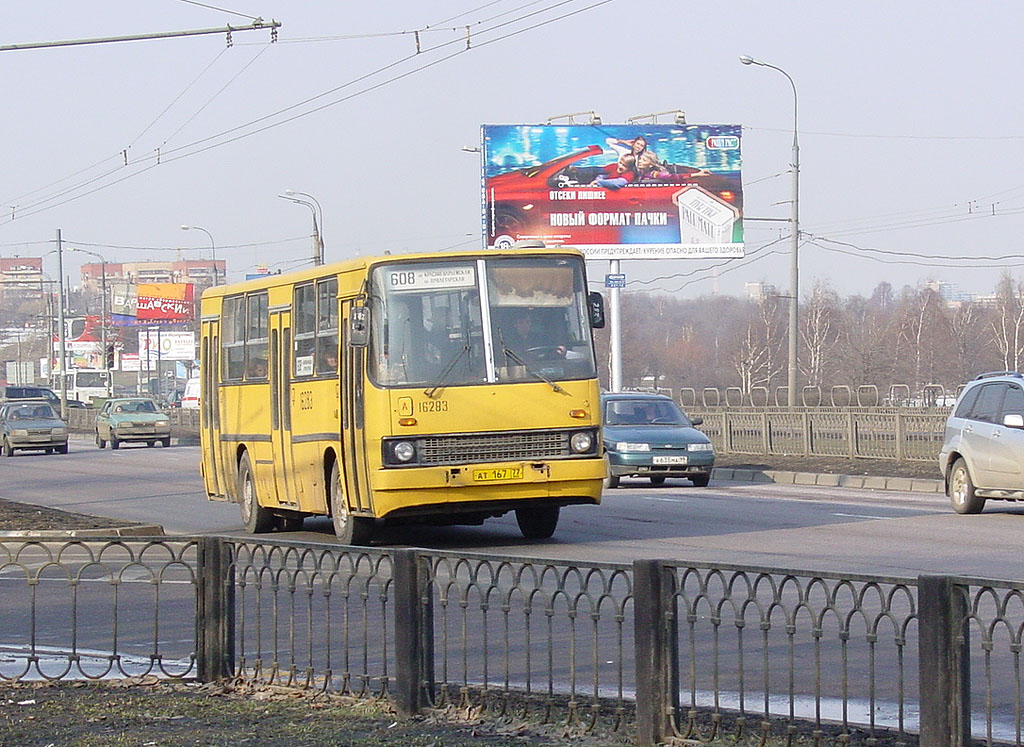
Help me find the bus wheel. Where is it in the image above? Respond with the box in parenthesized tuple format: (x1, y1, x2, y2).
(239, 452, 273, 534)
(330, 461, 372, 545)
(516, 506, 559, 540)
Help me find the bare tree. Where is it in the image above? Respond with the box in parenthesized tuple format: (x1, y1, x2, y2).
(990, 272, 1024, 372)
(800, 281, 841, 388)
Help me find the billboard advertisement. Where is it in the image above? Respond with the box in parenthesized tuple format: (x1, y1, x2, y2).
(112, 283, 194, 326)
(138, 329, 197, 362)
(482, 124, 744, 259)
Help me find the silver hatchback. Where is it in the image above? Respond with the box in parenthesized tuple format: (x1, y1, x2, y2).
(940, 371, 1024, 514)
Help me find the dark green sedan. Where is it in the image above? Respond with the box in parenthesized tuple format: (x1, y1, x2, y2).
(95, 398, 172, 449)
(601, 392, 714, 488)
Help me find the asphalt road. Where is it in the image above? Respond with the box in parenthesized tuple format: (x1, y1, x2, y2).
(2, 438, 1021, 581)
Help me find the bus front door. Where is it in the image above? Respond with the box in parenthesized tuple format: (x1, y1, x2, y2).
(340, 303, 372, 517)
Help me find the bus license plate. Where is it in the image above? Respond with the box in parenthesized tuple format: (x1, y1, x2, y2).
(653, 456, 687, 465)
(473, 467, 524, 482)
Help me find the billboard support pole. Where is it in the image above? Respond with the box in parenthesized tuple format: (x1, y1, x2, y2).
(609, 259, 622, 392)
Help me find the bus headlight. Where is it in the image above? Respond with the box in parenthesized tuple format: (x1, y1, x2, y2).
(392, 441, 416, 463)
(570, 431, 594, 454)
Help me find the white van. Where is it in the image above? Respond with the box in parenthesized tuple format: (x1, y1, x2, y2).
(181, 377, 200, 409)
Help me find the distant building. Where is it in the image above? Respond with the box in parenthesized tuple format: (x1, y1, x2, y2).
(0, 257, 44, 301)
(744, 281, 777, 302)
(80, 259, 225, 292)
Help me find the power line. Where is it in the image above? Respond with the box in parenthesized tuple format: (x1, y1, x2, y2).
(1, 1, 612, 223)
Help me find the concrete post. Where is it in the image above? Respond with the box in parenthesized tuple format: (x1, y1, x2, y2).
(393, 549, 434, 716)
(196, 536, 235, 682)
(633, 559, 678, 745)
(918, 575, 970, 746)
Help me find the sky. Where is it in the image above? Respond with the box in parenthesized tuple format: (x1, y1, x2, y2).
(3, 0, 1024, 302)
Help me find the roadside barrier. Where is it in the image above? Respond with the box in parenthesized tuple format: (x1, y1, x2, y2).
(0, 535, 1015, 745)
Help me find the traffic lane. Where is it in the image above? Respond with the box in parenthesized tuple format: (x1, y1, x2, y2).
(349, 479, 1024, 580)
(0, 440, 239, 534)
(8, 446, 1024, 581)
(359, 479, 943, 567)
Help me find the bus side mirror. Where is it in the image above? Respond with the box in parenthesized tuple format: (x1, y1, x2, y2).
(349, 306, 370, 347)
(588, 292, 606, 329)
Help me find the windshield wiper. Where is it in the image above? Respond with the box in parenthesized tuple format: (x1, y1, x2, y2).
(501, 347, 568, 395)
(424, 344, 472, 399)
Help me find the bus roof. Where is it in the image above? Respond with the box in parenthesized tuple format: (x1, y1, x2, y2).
(200, 245, 587, 300)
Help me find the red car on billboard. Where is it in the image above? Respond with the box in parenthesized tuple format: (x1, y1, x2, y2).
(485, 145, 743, 249)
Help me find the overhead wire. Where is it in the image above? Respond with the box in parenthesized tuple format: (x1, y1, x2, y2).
(1, 0, 612, 223)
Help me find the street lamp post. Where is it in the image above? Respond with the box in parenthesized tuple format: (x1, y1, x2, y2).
(740, 54, 800, 407)
(67, 247, 111, 395)
(280, 190, 324, 265)
(180, 225, 218, 285)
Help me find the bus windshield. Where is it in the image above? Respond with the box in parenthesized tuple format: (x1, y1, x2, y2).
(368, 255, 597, 387)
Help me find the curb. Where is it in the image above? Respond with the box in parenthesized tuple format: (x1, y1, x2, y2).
(713, 467, 944, 494)
(0, 524, 166, 539)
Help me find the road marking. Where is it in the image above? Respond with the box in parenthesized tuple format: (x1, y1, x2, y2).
(832, 512, 894, 520)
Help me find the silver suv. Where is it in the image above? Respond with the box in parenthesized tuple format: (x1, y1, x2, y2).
(940, 371, 1024, 514)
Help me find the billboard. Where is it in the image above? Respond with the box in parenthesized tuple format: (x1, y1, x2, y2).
(138, 329, 197, 362)
(482, 124, 744, 259)
(112, 283, 194, 326)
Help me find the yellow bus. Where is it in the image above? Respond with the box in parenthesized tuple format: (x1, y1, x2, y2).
(198, 246, 607, 544)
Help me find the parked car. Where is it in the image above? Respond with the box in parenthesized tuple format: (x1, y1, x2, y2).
(601, 392, 714, 488)
(939, 371, 1024, 514)
(94, 398, 172, 449)
(0, 399, 69, 456)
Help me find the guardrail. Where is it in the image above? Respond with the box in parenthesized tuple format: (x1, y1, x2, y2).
(1, 534, 1020, 745)
(688, 408, 948, 462)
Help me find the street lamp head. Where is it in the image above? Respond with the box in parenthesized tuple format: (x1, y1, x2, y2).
(739, 55, 756, 65)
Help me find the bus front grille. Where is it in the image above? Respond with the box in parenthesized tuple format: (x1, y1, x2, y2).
(420, 430, 570, 465)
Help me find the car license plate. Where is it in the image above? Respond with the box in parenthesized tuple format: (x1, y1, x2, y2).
(473, 467, 524, 482)
(653, 456, 687, 465)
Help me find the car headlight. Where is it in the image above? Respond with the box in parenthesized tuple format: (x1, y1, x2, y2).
(392, 441, 416, 463)
(615, 442, 650, 452)
(116, 422, 132, 429)
(688, 442, 713, 452)
(155, 420, 169, 427)
(570, 431, 593, 454)
(12, 429, 28, 437)
(51, 428, 67, 436)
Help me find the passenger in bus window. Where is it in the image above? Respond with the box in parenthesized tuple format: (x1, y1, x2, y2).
(248, 358, 267, 378)
(317, 337, 339, 374)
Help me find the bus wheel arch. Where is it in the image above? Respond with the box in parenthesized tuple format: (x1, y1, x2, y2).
(328, 459, 373, 546)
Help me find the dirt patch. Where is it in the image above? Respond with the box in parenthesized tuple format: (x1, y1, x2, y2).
(0, 679, 632, 747)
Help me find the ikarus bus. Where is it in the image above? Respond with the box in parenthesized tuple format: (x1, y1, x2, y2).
(198, 246, 606, 544)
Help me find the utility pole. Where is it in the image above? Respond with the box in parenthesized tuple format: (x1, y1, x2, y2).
(56, 229, 67, 420)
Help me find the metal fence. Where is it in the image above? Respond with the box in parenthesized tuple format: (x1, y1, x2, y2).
(4, 534, 1023, 746)
(688, 408, 949, 463)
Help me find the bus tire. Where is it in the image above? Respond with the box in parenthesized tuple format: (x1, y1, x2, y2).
(330, 461, 372, 545)
(516, 506, 559, 539)
(239, 452, 273, 534)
